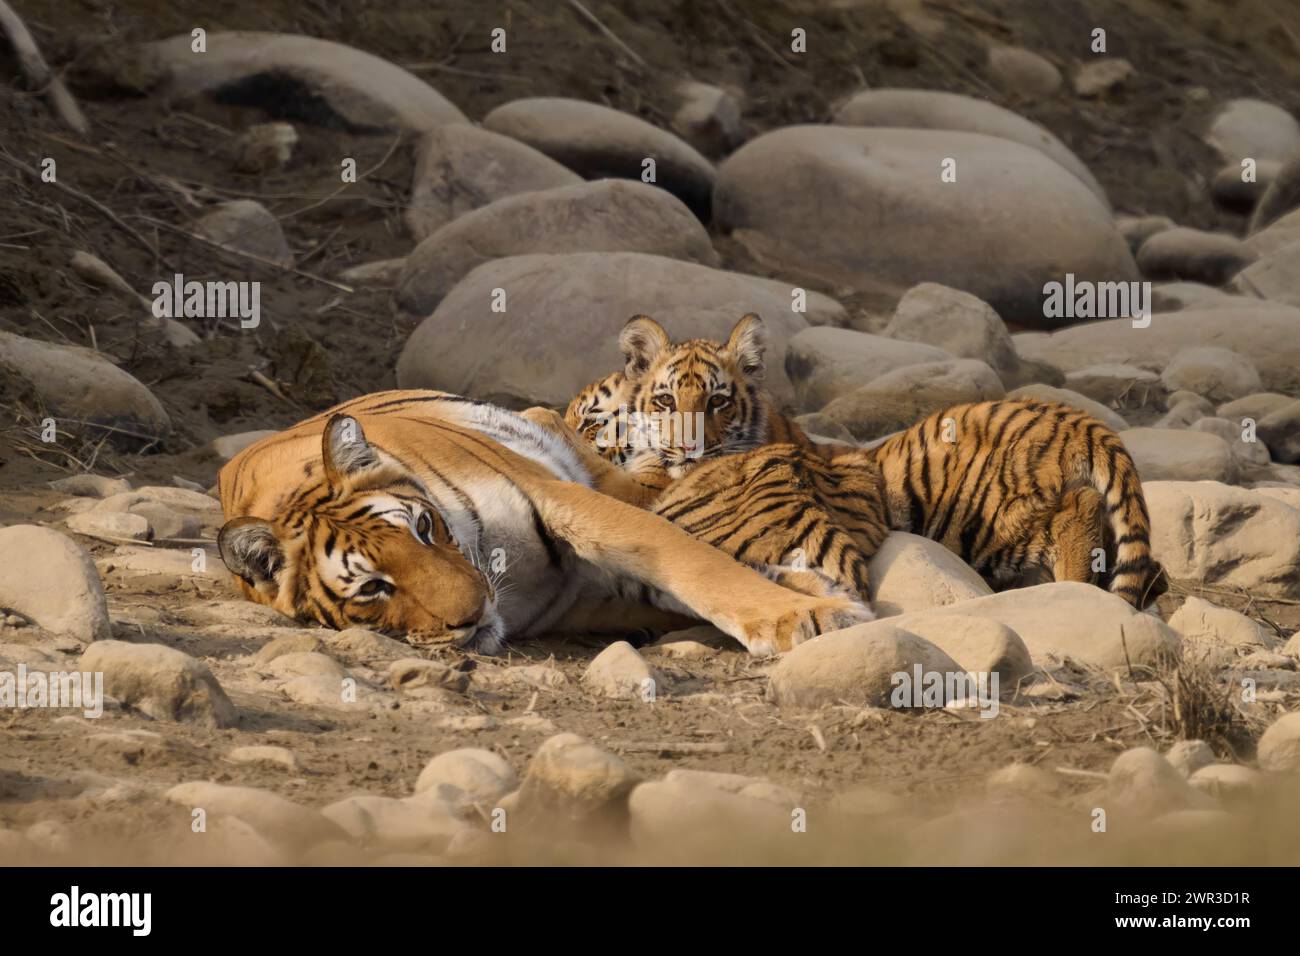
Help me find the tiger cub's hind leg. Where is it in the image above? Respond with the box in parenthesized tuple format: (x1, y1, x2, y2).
(1046, 486, 1107, 586)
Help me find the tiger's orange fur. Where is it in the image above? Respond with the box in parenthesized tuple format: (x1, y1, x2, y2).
(216, 390, 871, 655)
(569, 317, 1167, 609)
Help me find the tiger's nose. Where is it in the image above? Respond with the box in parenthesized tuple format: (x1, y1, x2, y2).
(447, 604, 484, 631)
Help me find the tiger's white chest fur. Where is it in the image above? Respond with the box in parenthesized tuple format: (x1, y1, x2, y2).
(438, 401, 593, 487)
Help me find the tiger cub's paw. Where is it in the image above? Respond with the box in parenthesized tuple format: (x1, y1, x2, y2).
(739, 598, 874, 656)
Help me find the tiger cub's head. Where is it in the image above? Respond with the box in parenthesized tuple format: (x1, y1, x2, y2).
(563, 370, 631, 464)
(618, 313, 771, 473)
(218, 414, 503, 652)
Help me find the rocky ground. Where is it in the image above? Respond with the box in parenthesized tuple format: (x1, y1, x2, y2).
(3, 0, 1300, 865)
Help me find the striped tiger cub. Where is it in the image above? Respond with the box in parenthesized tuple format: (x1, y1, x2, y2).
(567, 316, 1167, 609)
(562, 314, 819, 474)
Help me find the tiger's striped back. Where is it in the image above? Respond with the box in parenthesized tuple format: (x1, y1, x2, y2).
(642, 399, 1166, 609)
(866, 399, 1166, 606)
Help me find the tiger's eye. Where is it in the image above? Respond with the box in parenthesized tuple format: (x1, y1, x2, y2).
(358, 579, 393, 597)
(416, 510, 434, 543)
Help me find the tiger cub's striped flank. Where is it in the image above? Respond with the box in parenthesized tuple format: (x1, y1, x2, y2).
(866, 399, 1165, 607)
(651, 442, 889, 603)
(650, 399, 1166, 608)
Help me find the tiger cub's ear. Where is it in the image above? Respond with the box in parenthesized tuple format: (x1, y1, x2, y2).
(322, 414, 379, 485)
(218, 517, 284, 592)
(619, 315, 670, 382)
(725, 313, 767, 380)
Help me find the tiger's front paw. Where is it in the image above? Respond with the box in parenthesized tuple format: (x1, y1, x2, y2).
(739, 598, 874, 656)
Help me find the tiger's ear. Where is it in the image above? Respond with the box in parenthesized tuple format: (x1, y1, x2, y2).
(323, 414, 378, 485)
(619, 315, 669, 382)
(725, 313, 767, 380)
(218, 517, 284, 592)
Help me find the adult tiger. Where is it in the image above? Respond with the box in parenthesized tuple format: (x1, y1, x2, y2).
(568, 316, 1167, 609)
(216, 390, 870, 655)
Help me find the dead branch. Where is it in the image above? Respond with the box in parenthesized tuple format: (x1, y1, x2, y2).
(0, 0, 89, 134)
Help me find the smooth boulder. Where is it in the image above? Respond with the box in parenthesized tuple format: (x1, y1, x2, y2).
(1203, 98, 1300, 165)
(888, 582, 1180, 670)
(396, 252, 842, 408)
(82, 640, 237, 728)
(817, 359, 1005, 440)
(144, 32, 467, 132)
(0, 526, 110, 642)
(883, 283, 1020, 380)
(1136, 228, 1257, 286)
(831, 88, 1106, 203)
(714, 125, 1132, 326)
(1159, 346, 1262, 403)
(396, 180, 718, 317)
(1118, 428, 1237, 483)
(405, 123, 581, 240)
(767, 623, 962, 709)
(482, 97, 716, 218)
(783, 327, 949, 411)
(1, 331, 170, 446)
(1145, 481, 1300, 598)
(867, 532, 993, 617)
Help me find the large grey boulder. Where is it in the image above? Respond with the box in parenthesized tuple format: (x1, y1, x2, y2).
(714, 126, 1133, 327)
(396, 180, 719, 318)
(1145, 481, 1300, 598)
(0, 526, 111, 642)
(483, 97, 715, 218)
(1203, 98, 1300, 165)
(882, 282, 1020, 380)
(783, 327, 949, 411)
(405, 124, 581, 240)
(396, 252, 842, 408)
(817, 359, 1006, 440)
(831, 88, 1106, 203)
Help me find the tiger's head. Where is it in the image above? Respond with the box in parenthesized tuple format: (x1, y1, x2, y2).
(619, 313, 770, 474)
(218, 414, 504, 652)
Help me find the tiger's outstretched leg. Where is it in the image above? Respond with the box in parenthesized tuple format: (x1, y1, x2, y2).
(520, 406, 668, 507)
(526, 477, 873, 655)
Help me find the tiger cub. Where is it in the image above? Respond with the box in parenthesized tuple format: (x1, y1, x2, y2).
(568, 316, 1167, 609)
(563, 314, 820, 474)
